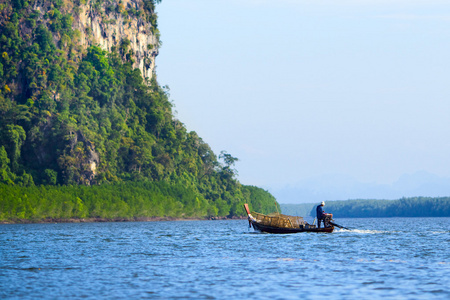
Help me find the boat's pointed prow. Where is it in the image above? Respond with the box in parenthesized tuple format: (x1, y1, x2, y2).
(243, 204, 253, 229)
(244, 203, 251, 215)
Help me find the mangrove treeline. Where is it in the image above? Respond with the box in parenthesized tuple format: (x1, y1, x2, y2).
(281, 197, 450, 218)
(0, 182, 277, 222)
(0, 0, 278, 222)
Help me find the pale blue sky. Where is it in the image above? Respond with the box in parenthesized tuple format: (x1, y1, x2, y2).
(155, 1, 450, 202)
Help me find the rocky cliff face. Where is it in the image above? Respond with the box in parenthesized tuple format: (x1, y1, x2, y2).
(33, 0, 159, 80)
(75, 0, 159, 80)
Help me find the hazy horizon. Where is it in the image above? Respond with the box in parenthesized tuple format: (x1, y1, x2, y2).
(156, 0, 450, 203)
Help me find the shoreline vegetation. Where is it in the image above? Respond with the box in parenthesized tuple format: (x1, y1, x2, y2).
(281, 197, 450, 218)
(0, 215, 246, 225)
(0, 181, 279, 224)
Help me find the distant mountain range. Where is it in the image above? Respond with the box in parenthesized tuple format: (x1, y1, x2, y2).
(272, 171, 450, 204)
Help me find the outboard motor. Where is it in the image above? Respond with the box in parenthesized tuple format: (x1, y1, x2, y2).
(323, 213, 333, 228)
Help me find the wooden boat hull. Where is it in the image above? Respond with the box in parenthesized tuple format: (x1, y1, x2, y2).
(251, 220, 334, 234)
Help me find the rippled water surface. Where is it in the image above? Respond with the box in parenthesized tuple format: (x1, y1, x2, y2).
(1, 218, 449, 299)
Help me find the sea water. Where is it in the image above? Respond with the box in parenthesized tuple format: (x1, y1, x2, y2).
(1, 218, 449, 299)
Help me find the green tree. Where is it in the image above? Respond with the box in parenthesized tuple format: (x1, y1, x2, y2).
(5, 124, 26, 172)
(219, 150, 239, 180)
(0, 146, 14, 184)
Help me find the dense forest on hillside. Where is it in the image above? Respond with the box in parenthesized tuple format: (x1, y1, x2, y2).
(281, 197, 450, 218)
(0, 0, 277, 222)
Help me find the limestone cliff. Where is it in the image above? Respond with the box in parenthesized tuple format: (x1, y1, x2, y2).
(33, 0, 160, 80)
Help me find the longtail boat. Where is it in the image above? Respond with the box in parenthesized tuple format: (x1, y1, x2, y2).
(244, 203, 338, 234)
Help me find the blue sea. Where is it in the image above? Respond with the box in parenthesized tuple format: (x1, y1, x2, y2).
(1, 218, 449, 299)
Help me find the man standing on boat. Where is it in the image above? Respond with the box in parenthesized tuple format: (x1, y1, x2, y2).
(316, 201, 326, 228)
